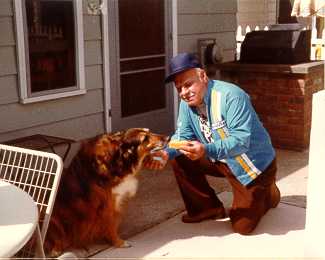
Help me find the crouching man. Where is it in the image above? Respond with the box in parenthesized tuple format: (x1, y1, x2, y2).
(144, 53, 280, 235)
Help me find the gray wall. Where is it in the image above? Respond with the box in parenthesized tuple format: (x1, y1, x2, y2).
(0, 0, 240, 143)
(237, 0, 311, 31)
(177, 0, 237, 62)
(0, 0, 105, 142)
(237, 0, 277, 30)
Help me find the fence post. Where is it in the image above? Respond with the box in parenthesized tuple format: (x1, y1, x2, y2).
(245, 25, 251, 34)
(311, 28, 317, 60)
(321, 28, 325, 60)
(236, 26, 244, 60)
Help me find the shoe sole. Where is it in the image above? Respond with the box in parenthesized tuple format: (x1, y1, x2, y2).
(182, 209, 226, 223)
(271, 184, 281, 208)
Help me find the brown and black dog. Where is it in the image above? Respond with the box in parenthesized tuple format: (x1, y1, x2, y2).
(44, 128, 168, 257)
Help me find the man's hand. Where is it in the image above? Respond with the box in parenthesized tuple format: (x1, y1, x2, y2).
(143, 150, 169, 170)
(178, 140, 205, 160)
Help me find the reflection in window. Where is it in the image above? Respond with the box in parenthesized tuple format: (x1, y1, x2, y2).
(25, 0, 76, 94)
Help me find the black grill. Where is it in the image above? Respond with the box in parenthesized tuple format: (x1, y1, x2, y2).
(240, 26, 311, 64)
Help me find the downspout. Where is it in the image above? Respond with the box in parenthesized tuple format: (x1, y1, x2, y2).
(276, 0, 280, 23)
(101, 0, 112, 133)
(172, 0, 178, 127)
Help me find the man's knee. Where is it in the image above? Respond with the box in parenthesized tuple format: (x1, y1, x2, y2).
(230, 209, 260, 235)
(231, 218, 256, 235)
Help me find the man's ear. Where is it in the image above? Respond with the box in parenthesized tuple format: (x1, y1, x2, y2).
(199, 69, 208, 83)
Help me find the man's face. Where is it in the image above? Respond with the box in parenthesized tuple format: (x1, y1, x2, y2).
(174, 68, 208, 107)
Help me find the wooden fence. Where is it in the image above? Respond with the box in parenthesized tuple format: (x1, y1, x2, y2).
(236, 25, 325, 61)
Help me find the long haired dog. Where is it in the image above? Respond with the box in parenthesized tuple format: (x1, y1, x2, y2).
(44, 128, 168, 257)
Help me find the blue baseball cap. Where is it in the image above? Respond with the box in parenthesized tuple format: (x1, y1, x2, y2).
(165, 53, 202, 83)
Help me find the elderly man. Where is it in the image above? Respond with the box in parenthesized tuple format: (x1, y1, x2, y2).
(144, 52, 280, 235)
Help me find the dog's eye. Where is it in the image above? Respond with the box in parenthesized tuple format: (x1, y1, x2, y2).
(140, 134, 149, 143)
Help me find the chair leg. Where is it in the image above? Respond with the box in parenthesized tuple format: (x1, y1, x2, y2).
(34, 224, 45, 259)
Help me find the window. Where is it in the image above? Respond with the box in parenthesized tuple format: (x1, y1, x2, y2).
(14, 0, 85, 103)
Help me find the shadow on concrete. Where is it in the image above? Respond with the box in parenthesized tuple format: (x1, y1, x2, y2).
(275, 148, 309, 181)
(281, 195, 307, 208)
(216, 192, 306, 236)
(253, 203, 306, 236)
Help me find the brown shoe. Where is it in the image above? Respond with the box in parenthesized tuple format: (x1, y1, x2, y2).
(269, 182, 281, 208)
(181, 207, 226, 223)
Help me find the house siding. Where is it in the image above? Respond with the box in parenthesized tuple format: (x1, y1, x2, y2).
(1, 0, 245, 144)
(177, 0, 237, 62)
(0, 0, 105, 143)
(237, 0, 277, 29)
(237, 1, 311, 31)
(0, 0, 13, 17)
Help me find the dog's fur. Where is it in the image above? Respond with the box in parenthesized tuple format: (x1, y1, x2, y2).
(44, 128, 168, 257)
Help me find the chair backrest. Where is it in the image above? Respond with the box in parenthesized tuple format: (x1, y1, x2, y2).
(0, 144, 63, 245)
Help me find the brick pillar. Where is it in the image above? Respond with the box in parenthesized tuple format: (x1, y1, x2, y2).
(217, 61, 324, 151)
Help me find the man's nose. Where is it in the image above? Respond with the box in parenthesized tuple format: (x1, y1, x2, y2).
(180, 86, 189, 96)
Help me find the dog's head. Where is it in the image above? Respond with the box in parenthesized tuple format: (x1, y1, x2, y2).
(80, 128, 168, 184)
(121, 128, 168, 157)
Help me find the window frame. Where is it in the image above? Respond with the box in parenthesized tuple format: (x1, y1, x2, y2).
(14, 0, 86, 104)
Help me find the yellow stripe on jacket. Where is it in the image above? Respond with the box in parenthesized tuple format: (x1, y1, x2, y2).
(211, 89, 258, 180)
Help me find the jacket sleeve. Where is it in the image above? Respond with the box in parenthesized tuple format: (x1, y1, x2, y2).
(205, 92, 253, 160)
(165, 100, 196, 160)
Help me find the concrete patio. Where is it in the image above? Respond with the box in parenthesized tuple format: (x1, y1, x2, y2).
(61, 148, 309, 259)
(92, 194, 306, 258)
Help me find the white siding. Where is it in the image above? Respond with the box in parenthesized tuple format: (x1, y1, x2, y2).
(0, 17, 15, 46)
(0, 0, 245, 144)
(0, 0, 105, 142)
(177, 0, 237, 62)
(0, 75, 19, 104)
(0, 113, 104, 143)
(0, 89, 103, 134)
(0, 0, 13, 17)
(0, 46, 17, 76)
(237, 0, 277, 29)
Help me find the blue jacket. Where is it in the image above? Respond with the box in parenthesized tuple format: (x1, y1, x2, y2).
(166, 80, 275, 186)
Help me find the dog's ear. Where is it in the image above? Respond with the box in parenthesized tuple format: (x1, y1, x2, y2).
(138, 132, 147, 143)
(110, 131, 125, 141)
(88, 135, 121, 177)
(122, 129, 149, 145)
(97, 135, 122, 155)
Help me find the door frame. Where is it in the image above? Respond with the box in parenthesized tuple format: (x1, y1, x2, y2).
(101, 0, 178, 133)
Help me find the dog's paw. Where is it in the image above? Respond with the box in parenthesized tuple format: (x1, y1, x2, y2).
(121, 240, 132, 248)
(115, 240, 132, 248)
(57, 251, 78, 259)
(46, 249, 62, 258)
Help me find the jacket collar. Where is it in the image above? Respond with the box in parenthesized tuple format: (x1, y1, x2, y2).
(203, 80, 214, 105)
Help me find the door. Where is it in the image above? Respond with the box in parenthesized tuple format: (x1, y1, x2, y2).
(108, 0, 174, 135)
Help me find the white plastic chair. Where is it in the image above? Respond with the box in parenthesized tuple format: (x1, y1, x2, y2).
(0, 144, 63, 258)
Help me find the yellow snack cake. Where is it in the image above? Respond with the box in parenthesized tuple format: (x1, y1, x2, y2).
(168, 140, 189, 149)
